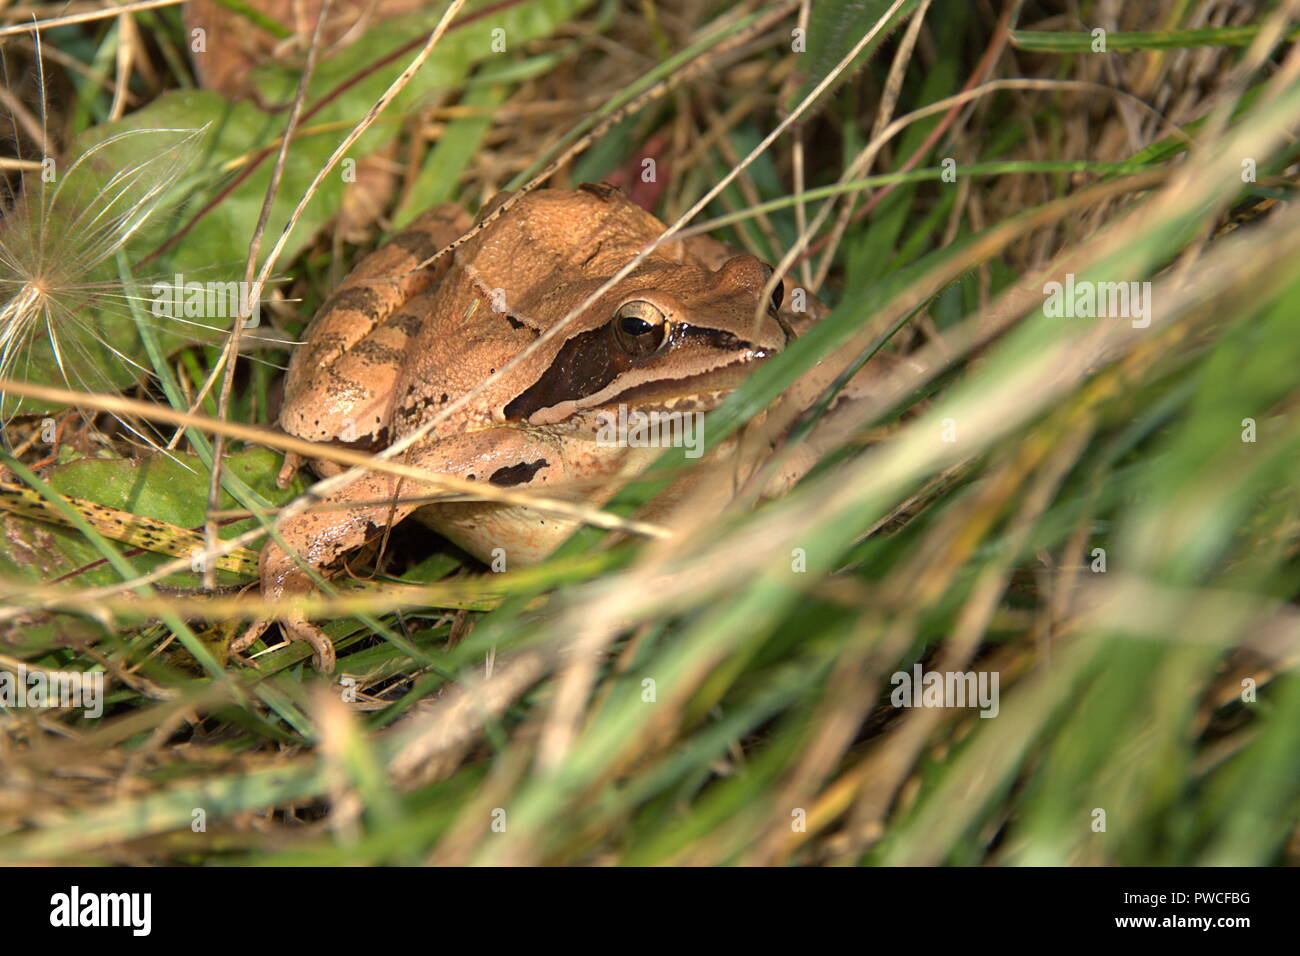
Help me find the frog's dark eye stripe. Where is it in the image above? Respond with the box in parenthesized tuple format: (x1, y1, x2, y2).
(504, 328, 625, 420)
(503, 301, 674, 421)
(678, 326, 757, 353)
(503, 320, 765, 422)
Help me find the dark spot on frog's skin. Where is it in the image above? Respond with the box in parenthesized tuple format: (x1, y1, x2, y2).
(391, 228, 444, 264)
(398, 393, 441, 419)
(307, 331, 347, 358)
(332, 427, 389, 452)
(383, 311, 424, 337)
(323, 287, 382, 321)
(440, 393, 448, 403)
(504, 314, 540, 336)
(489, 459, 548, 486)
(351, 339, 404, 366)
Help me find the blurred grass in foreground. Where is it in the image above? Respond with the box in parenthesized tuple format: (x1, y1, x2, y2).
(0, 0, 1297, 865)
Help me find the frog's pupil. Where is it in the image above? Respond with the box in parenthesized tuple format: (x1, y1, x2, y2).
(621, 314, 652, 336)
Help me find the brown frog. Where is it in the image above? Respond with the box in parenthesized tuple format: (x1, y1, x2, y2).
(241, 183, 898, 671)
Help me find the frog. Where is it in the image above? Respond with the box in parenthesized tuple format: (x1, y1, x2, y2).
(238, 183, 904, 671)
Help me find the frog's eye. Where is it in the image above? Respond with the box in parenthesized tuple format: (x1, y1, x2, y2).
(758, 261, 784, 314)
(611, 300, 669, 356)
(768, 278, 784, 313)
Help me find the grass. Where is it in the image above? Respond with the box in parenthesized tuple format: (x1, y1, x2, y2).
(0, 0, 1296, 866)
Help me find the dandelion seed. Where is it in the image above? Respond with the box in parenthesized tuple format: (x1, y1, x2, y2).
(0, 127, 206, 419)
(0, 27, 213, 432)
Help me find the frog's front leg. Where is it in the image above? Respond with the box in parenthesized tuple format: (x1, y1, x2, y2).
(234, 469, 417, 672)
(240, 428, 576, 671)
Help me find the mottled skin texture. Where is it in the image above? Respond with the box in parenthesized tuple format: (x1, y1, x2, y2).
(241, 184, 801, 670)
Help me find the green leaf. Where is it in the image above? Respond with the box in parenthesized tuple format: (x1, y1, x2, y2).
(0, 448, 304, 592)
(1012, 24, 1300, 53)
(791, 0, 921, 114)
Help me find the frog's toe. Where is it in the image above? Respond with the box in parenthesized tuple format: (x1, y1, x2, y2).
(276, 452, 304, 488)
(231, 619, 270, 656)
(285, 618, 337, 673)
(231, 616, 335, 672)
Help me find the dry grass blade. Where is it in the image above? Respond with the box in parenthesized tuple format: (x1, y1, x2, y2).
(0, 0, 185, 37)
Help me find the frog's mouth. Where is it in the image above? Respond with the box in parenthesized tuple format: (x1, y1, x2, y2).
(592, 357, 769, 416)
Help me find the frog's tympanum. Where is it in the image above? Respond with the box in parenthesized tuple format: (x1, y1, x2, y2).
(241, 183, 903, 670)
